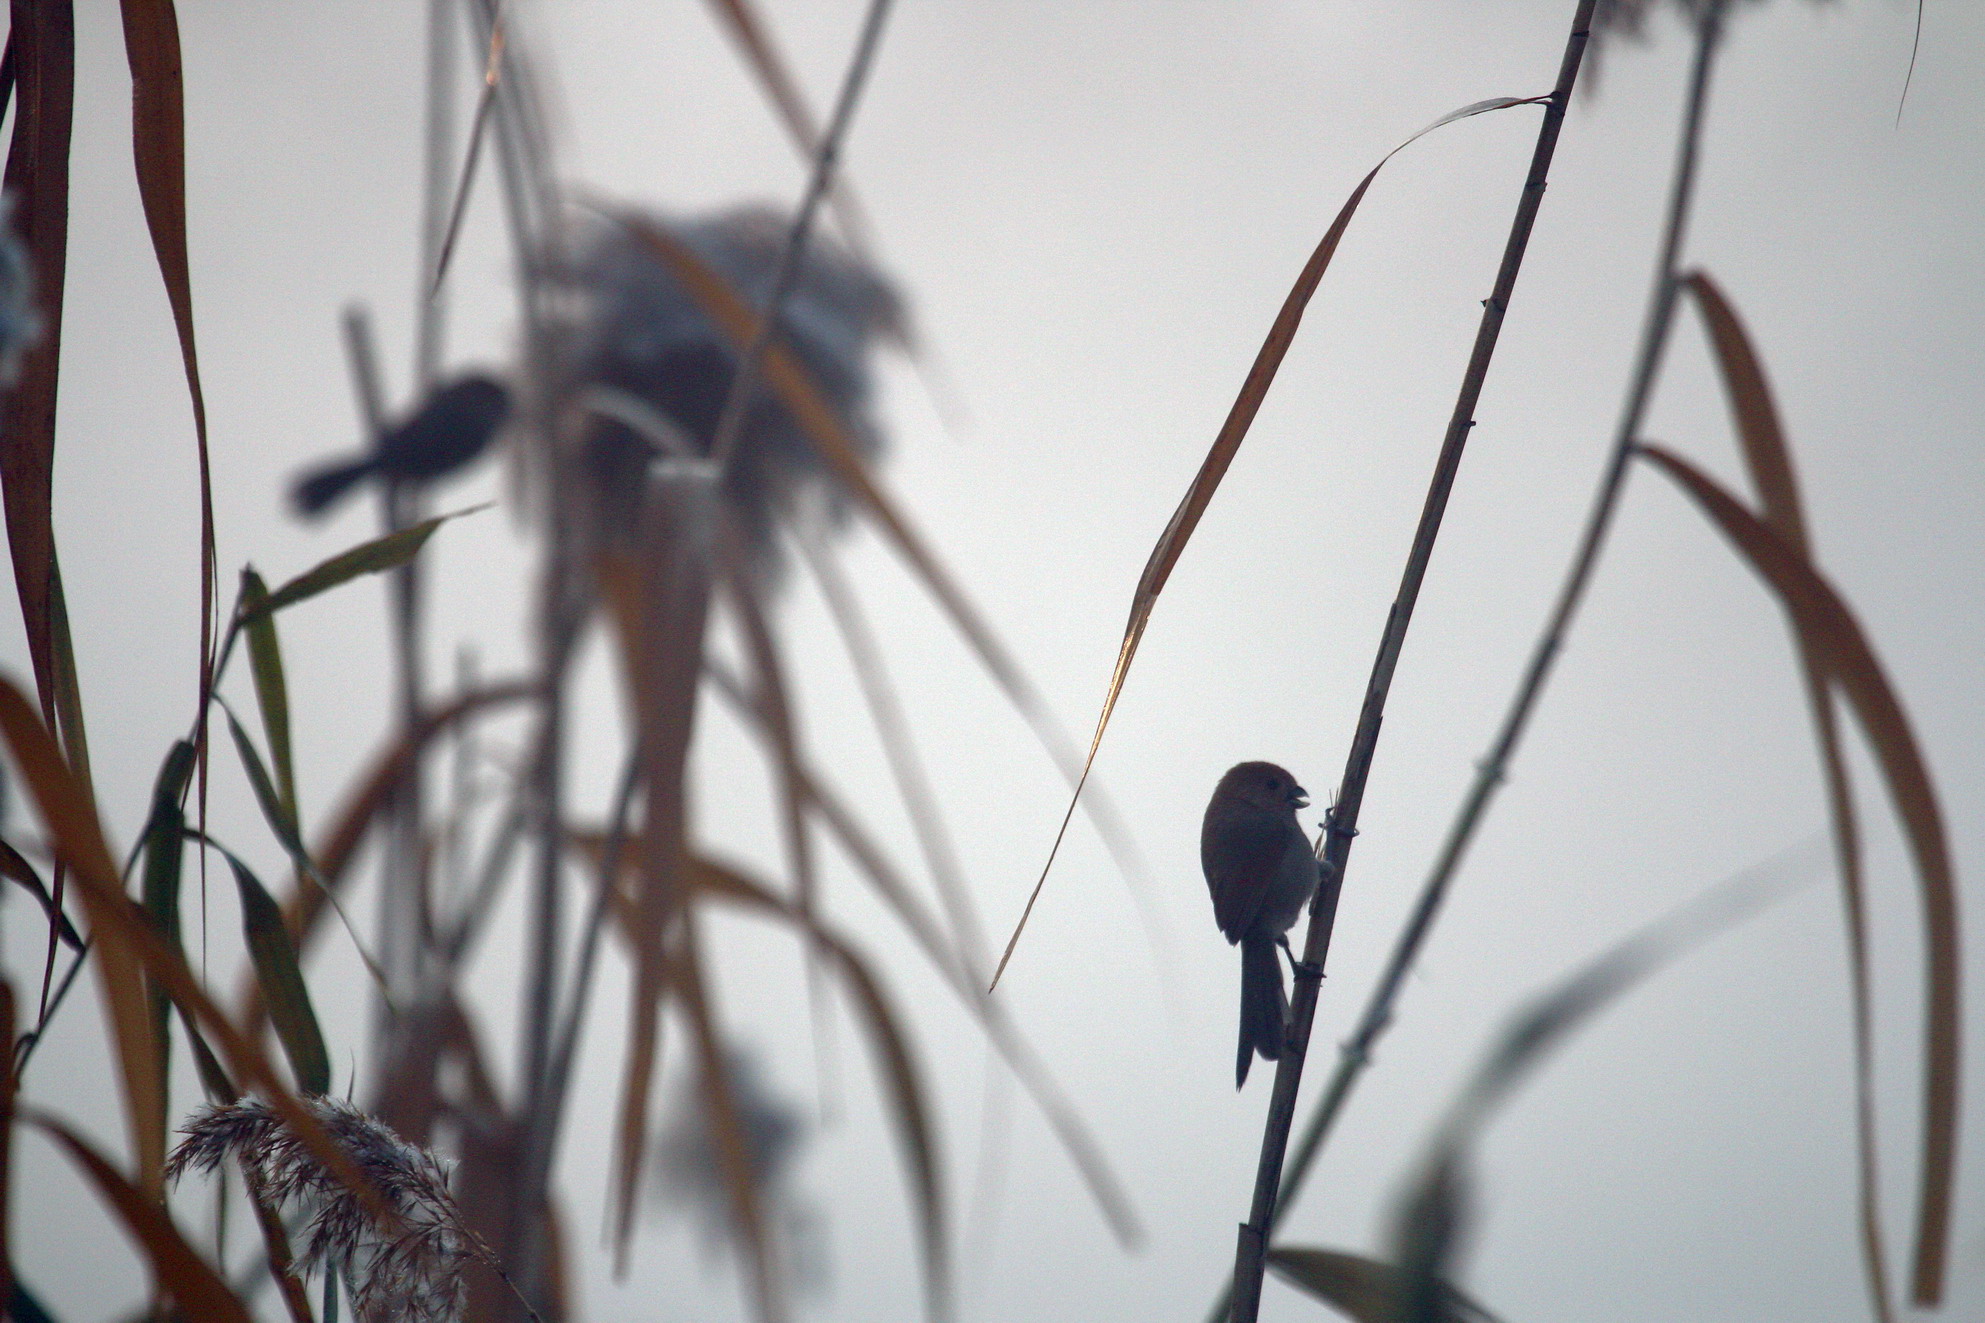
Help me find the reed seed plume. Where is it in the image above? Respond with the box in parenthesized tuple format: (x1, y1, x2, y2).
(544, 203, 902, 576)
(170, 1097, 492, 1323)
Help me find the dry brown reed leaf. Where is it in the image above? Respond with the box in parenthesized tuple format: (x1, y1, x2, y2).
(594, 475, 721, 1277)
(118, 0, 217, 852)
(0, 1, 87, 785)
(991, 94, 1545, 991)
(29, 1107, 250, 1322)
(1682, 269, 1890, 1322)
(170, 1097, 479, 1323)
(1638, 444, 1960, 1305)
(0, 676, 394, 1223)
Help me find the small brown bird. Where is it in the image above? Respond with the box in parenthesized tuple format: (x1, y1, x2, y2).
(1202, 761, 1321, 1087)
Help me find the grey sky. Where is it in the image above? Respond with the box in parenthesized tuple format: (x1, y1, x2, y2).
(7, 3, 1981, 1321)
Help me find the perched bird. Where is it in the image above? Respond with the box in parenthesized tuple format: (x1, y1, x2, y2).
(1202, 761, 1321, 1087)
(291, 372, 511, 517)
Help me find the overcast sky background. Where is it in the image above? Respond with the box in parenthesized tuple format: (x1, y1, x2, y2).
(6, 2, 1983, 1321)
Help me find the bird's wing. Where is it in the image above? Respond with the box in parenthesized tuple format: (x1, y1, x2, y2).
(1203, 805, 1293, 943)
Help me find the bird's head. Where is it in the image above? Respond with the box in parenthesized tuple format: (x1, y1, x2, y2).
(1215, 760, 1310, 815)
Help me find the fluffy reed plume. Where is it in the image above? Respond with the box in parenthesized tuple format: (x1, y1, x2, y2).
(169, 1098, 487, 1323)
(544, 203, 902, 574)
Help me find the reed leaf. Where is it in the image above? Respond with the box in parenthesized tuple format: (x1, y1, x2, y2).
(1638, 444, 1959, 1304)
(245, 506, 485, 622)
(992, 94, 1544, 990)
(1680, 269, 1889, 1321)
(215, 845, 331, 1095)
(139, 739, 198, 1185)
(117, 0, 215, 829)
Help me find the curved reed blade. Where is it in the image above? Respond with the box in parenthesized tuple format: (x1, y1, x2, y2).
(117, 0, 216, 806)
(1265, 1246, 1501, 1323)
(695, 856, 951, 1322)
(25, 1110, 249, 1323)
(246, 505, 487, 621)
(1638, 444, 1960, 1305)
(1681, 270, 1888, 1321)
(0, 838, 80, 950)
(217, 849, 330, 1096)
(992, 94, 1547, 989)
(0, 1, 75, 753)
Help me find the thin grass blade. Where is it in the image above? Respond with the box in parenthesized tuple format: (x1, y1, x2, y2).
(1638, 444, 1960, 1304)
(991, 94, 1544, 989)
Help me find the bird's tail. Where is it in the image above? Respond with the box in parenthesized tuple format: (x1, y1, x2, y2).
(1237, 934, 1287, 1088)
(290, 456, 377, 517)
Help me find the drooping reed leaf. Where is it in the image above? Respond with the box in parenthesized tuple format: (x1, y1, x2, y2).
(1681, 269, 1889, 1321)
(992, 94, 1545, 990)
(0, 1, 75, 755)
(25, 1110, 250, 1322)
(1639, 444, 1959, 1305)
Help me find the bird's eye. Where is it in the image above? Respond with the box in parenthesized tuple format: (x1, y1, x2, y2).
(1266, 777, 1280, 790)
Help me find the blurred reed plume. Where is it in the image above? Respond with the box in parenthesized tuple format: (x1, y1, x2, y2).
(170, 1097, 484, 1323)
(544, 204, 903, 575)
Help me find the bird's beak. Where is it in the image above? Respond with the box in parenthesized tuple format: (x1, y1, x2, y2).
(1291, 787, 1310, 809)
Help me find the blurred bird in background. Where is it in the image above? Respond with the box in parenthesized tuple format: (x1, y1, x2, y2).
(291, 372, 511, 517)
(652, 1049, 825, 1294)
(547, 204, 902, 576)
(1202, 761, 1321, 1088)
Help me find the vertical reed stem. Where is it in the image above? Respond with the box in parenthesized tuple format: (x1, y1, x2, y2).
(1225, 5, 1597, 1318)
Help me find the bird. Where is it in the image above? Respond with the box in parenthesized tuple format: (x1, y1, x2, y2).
(291, 372, 511, 517)
(1202, 761, 1321, 1088)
